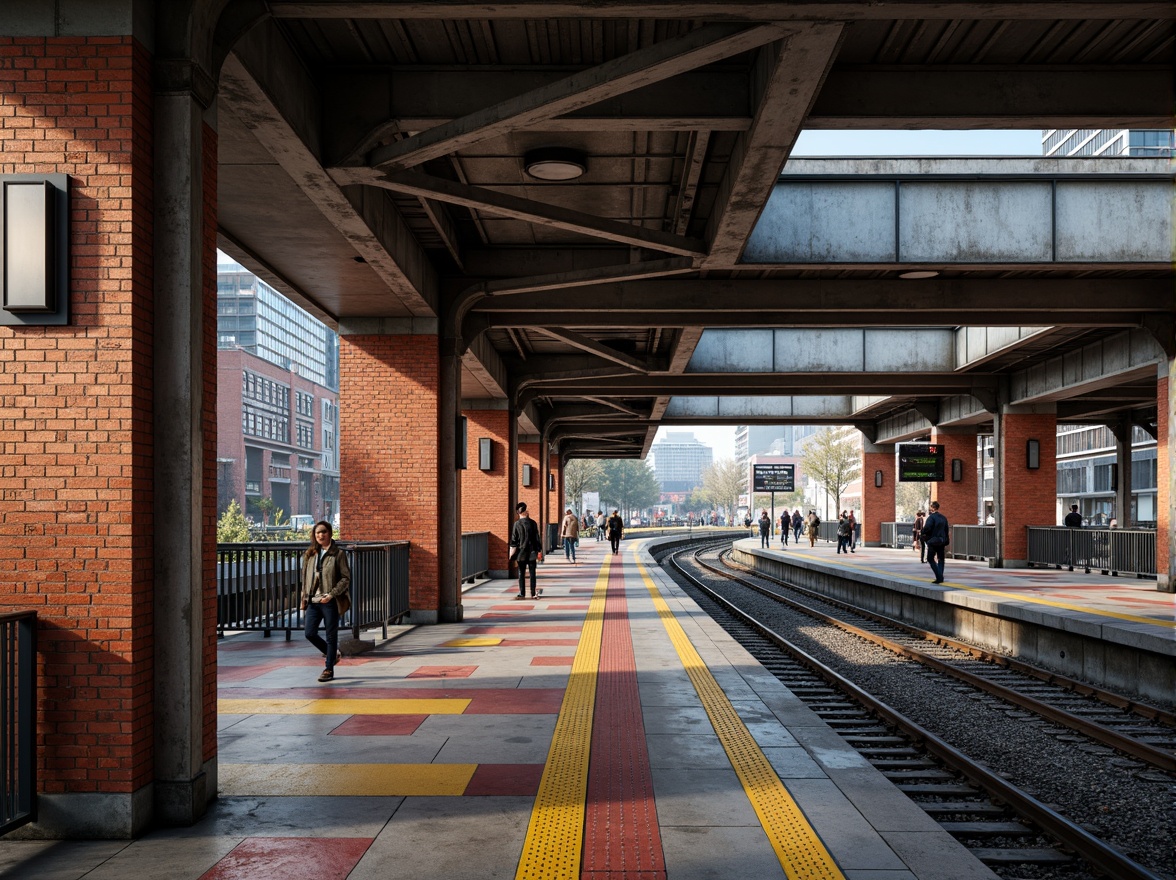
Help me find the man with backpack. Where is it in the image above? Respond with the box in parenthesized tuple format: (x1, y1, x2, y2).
(510, 502, 542, 599)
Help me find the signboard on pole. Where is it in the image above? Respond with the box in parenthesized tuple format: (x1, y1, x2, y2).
(581, 491, 600, 515)
(752, 463, 795, 493)
(897, 443, 945, 482)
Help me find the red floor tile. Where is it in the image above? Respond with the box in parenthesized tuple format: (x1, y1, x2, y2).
(329, 715, 426, 736)
(200, 838, 371, 880)
(464, 763, 544, 796)
(407, 665, 477, 679)
(530, 656, 574, 666)
(464, 690, 564, 714)
(464, 625, 581, 634)
(498, 639, 580, 647)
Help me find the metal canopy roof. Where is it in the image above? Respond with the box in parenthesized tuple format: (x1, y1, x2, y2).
(214, 2, 1175, 459)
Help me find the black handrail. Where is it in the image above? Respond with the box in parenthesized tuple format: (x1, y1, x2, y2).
(0, 610, 36, 836)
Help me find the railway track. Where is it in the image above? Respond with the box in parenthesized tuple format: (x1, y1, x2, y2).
(660, 542, 1172, 880)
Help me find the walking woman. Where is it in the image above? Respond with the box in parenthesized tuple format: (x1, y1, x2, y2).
(560, 508, 580, 563)
(606, 509, 625, 555)
(300, 520, 351, 683)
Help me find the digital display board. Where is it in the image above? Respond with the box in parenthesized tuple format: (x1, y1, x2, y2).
(898, 443, 944, 482)
(752, 463, 795, 492)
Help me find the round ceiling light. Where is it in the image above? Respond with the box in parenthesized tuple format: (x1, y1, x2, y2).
(524, 147, 587, 181)
(898, 270, 940, 279)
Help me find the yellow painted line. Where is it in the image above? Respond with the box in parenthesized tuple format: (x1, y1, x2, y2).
(444, 637, 504, 646)
(829, 559, 1175, 629)
(220, 762, 476, 796)
(636, 558, 845, 880)
(515, 553, 610, 880)
(218, 698, 470, 715)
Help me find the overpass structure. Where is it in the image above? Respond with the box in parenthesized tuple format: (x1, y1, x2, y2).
(0, 0, 1173, 836)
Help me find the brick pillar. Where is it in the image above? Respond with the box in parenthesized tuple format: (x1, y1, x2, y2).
(339, 332, 444, 620)
(861, 441, 895, 545)
(519, 437, 541, 516)
(548, 451, 562, 548)
(463, 406, 512, 576)
(1158, 371, 1172, 591)
(997, 407, 1057, 565)
(931, 427, 979, 525)
(0, 35, 217, 836)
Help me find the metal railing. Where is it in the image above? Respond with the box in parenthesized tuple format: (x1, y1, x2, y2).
(0, 611, 36, 836)
(461, 531, 489, 582)
(1028, 527, 1156, 578)
(950, 525, 997, 560)
(880, 522, 915, 549)
(217, 541, 410, 639)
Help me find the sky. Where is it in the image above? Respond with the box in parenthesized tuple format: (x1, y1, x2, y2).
(655, 129, 1046, 460)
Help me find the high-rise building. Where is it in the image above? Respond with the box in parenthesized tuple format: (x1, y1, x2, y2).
(736, 425, 820, 463)
(216, 261, 340, 524)
(1042, 128, 1174, 157)
(650, 432, 714, 494)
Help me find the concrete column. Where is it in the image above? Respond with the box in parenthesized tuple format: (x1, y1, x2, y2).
(152, 89, 216, 828)
(438, 336, 463, 623)
(463, 403, 513, 577)
(1109, 414, 1134, 527)
(1159, 368, 1172, 591)
(930, 426, 979, 525)
(860, 439, 895, 546)
(338, 321, 444, 622)
(996, 405, 1057, 566)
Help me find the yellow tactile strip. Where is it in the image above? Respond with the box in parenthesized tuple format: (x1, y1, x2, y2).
(220, 762, 476, 796)
(514, 554, 612, 880)
(636, 558, 846, 880)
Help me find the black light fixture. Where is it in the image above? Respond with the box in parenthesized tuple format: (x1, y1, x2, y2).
(478, 438, 493, 471)
(1026, 439, 1040, 470)
(522, 464, 533, 487)
(457, 416, 467, 470)
(524, 147, 587, 181)
(548, 473, 556, 491)
(951, 458, 963, 482)
(874, 469, 883, 488)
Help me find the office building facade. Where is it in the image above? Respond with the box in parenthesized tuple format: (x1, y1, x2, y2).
(650, 432, 714, 495)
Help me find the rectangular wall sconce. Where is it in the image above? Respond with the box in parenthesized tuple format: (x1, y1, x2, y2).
(1026, 439, 1040, 470)
(478, 438, 493, 471)
(1, 174, 69, 326)
(874, 470, 883, 488)
(457, 416, 467, 469)
(547, 473, 555, 491)
(951, 458, 963, 482)
(522, 464, 533, 487)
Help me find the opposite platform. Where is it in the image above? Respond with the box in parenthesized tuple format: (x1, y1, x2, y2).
(731, 537, 1175, 705)
(1, 535, 997, 880)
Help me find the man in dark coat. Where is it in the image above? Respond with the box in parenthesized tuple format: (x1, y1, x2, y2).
(920, 501, 950, 584)
(509, 502, 542, 599)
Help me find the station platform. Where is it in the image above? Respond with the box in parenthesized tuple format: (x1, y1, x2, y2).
(3, 536, 999, 880)
(730, 537, 1175, 705)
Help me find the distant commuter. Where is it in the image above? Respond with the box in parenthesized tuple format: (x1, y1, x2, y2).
(792, 509, 803, 542)
(920, 501, 950, 584)
(779, 511, 790, 546)
(847, 510, 857, 553)
(596, 510, 606, 541)
(606, 510, 625, 555)
(758, 510, 771, 548)
(300, 521, 351, 683)
(836, 511, 852, 554)
(806, 511, 820, 547)
(1064, 504, 1083, 528)
(912, 510, 926, 562)
(560, 508, 580, 564)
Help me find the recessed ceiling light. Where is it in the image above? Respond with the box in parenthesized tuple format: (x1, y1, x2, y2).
(899, 270, 940, 279)
(524, 147, 587, 181)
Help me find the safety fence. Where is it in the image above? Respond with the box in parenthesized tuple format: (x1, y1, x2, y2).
(1027, 527, 1156, 578)
(217, 541, 410, 639)
(461, 531, 489, 582)
(0, 610, 36, 836)
(880, 522, 915, 549)
(949, 525, 997, 560)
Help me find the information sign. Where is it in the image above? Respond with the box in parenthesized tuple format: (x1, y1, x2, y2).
(752, 463, 795, 492)
(898, 443, 945, 482)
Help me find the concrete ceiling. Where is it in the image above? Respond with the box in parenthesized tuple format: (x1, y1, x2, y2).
(213, 3, 1176, 459)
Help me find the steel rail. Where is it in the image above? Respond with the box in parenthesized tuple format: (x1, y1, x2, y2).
(668, 548, 1165, 880)
(700, 551, 1176, 773)
(720, 551, 1175, 725)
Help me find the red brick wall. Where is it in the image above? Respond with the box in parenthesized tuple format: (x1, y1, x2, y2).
(1157, 375, 1169, 580)
(860, 451, 895, 543)
(339, 334, 440, 611)
(462, 409, 511, 572)
(0, 37, 156, 794)
(999, 412, 1057, 560)
(931, 428, 978, 525)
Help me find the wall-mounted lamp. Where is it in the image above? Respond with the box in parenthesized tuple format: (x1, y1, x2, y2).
(522, 464, 533, 487)
(874, 470, 883, 488)
(1026, 439, 1040, 470)
(547, 473, 555, 491)
(478, 438, 493, 471)
(1, 174, 69, 326)
(951, 458, 963, 482)
(457, 416, 467, 469)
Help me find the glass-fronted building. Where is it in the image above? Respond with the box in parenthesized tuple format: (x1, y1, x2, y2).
(1042, 128, 1175, 157)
